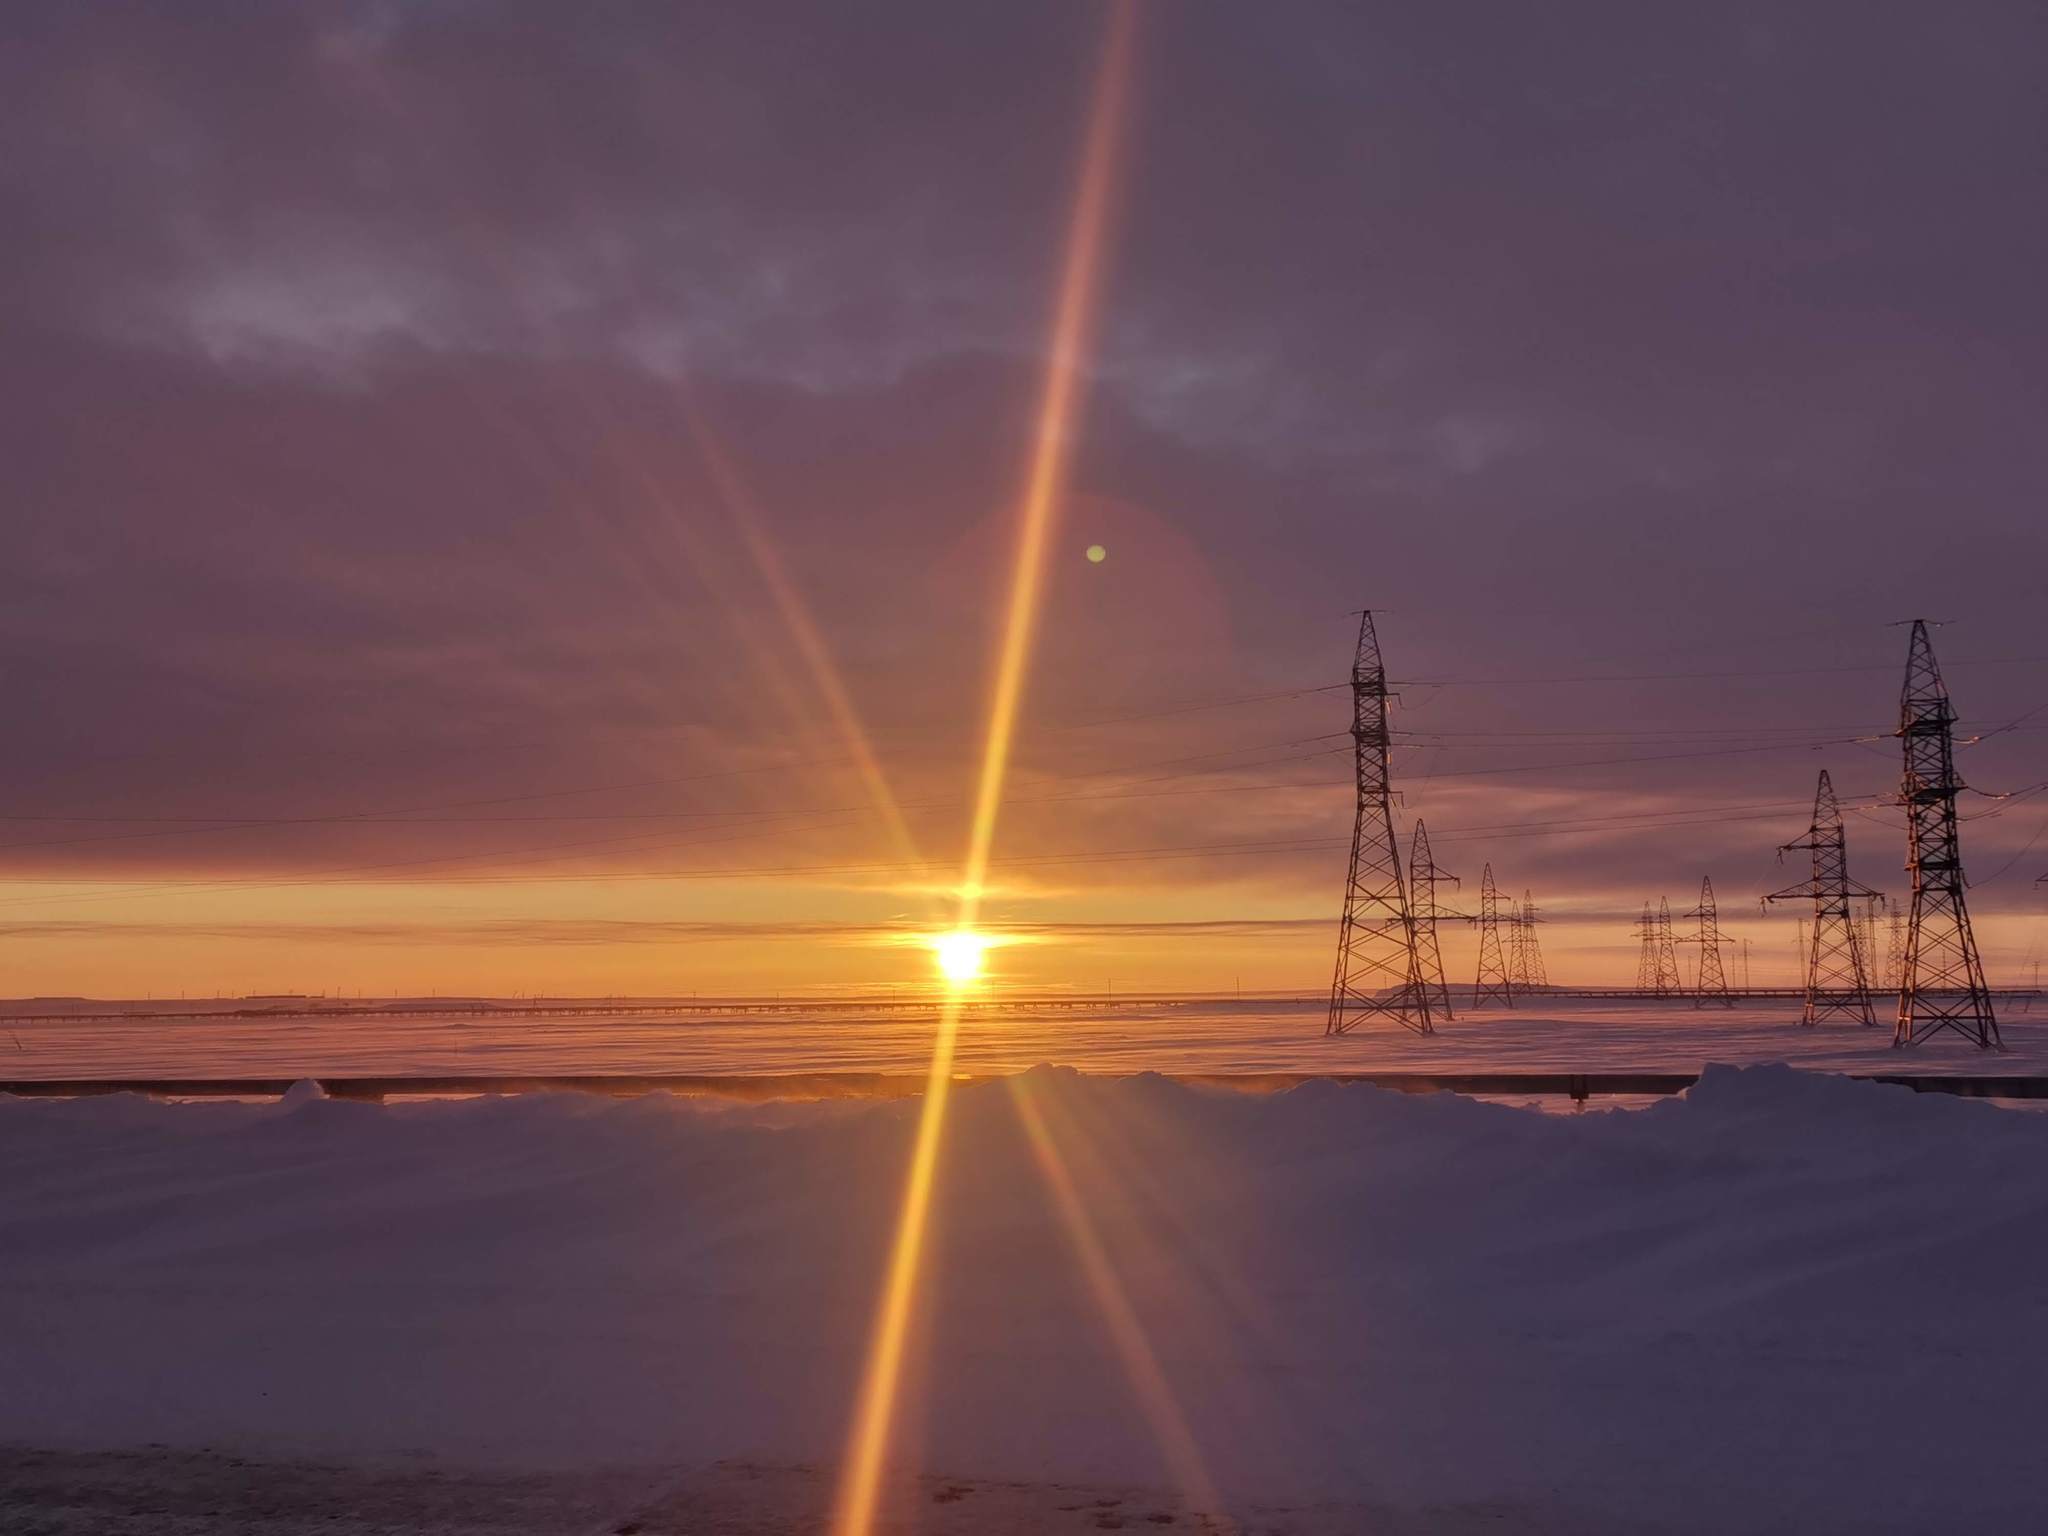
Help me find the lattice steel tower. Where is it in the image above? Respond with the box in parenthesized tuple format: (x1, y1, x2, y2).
(1635, 900, 1683, 995)
(1894, 621, 1999, 1047)
(1471, 863, 1515, 1008)
(1407, 821, 1459, 1020)
(1634, 903, 1659, 992)
(1516, 891, 1548, 990)
(1767, 770, 1878, 1026)
(1655, 898, 1683, 995)
(1884, 908, 1907, 992)
(1681, 877, 1734, 1007)
(1326, 611, 1431, 1034)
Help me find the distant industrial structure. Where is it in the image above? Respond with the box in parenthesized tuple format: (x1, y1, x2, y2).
(1681, 878, 1734, 1007)
(1510, 892, 1547, 992)
(1767, 770, 1880, 1026)
(1634, 900, 1684, 997)
(1326, 612, 1433, 1035)
(1470, 864, 1515, 1009)
(1406, 821, 1459, 1021)
(1893, 621, 1999, 1047)
(1324, 614, 2016, 1047)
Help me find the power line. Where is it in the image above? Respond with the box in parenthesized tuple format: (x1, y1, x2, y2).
(1395, 656, 2048, 688)
(0, 768, 1911, 921)
(0, 731, 1355, 855)
(2, 834, 1362, 898)
(1400, 733, 1878, 782)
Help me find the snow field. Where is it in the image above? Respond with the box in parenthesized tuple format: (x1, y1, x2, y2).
(3, 1064, 2046, 1533)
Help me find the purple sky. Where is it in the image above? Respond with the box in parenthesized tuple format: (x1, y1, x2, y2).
(3, 3, 2045, 993)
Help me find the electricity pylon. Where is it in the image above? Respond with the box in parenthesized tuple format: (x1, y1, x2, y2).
(1635, 901, 1682, 995)
(1681, 877, 1734, 1007)
(1517, 891, 1548, 990)
(1326, 611, 1431, 1035)
(1767, 770, 1878, 1025)
(1407, 821, 1459, 1020)
(1894, 620, 1999, 1048)
(1634, 903, 1658, 993)
(1884, 908, 1907, 992)
(1655, 898, 1683, 995)
(1471, 863, 1515, 1008)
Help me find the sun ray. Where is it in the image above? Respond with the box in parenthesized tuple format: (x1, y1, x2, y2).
(830, 7, 1141, 1533)
(676, 402, 938, 904)
(320, 62, 839, 790)
(958, 6, 1139, 926)
(1008, 1076, 1224, 1515)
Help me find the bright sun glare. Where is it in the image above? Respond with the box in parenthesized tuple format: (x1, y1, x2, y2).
(931, 930, 991, 985)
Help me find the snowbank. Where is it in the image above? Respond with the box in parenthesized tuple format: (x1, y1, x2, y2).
(3, 1066, 2044, 1534)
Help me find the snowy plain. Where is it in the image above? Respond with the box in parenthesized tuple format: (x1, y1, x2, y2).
(5, 1058, 2048, 1533)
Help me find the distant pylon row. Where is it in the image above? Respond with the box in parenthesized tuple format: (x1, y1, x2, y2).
(1633, 899, 1684, 996)
(1760, 622, 1999, 1047)
(1510, 891, 1546, 992)
(1624, 880, 1734, 1004)
(1326, 615, 2002, 1047)
(1325, 612, 1544, 1034)
(1466, 863, 1544, 1008)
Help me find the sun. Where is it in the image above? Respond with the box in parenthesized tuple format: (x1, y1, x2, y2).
(930, 929, 992, 986)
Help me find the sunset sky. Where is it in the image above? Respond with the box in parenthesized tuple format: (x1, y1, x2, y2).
(4, 2, 2046, 997)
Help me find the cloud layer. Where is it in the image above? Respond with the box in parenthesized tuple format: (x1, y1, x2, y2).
(3, 2, 2045, 991)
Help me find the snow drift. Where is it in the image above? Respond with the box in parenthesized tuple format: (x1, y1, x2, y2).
(2, 1065, 2044, 1534)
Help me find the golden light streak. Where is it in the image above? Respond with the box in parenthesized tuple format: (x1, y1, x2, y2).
(1064, 1090, 1297, 1367)
(831, 7, 1140, 1533)
(1008, 1078, 1221, 1516)
(829, 987, 963, 1535)
(334, 72, 829, 784)
(678, 406, 935, 894)
(314, 51, 918, 834)
(960, 8, 1138, 920)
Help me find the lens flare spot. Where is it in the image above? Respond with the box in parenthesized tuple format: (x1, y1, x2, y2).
(931, 929, 992, 985)
(1086, 543, 1108, 563)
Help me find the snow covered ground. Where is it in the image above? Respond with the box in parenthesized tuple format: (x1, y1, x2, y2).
(7, 995, 2046, 1079)
(5, 1065, 2047, 1532)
